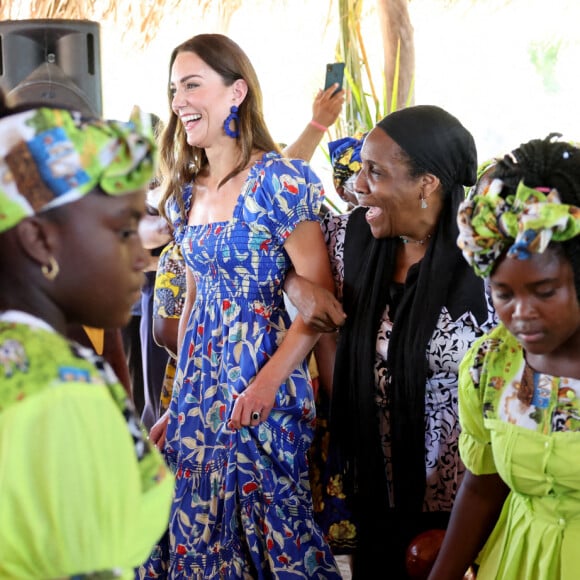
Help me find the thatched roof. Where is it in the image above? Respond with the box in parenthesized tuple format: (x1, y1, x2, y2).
(0, 0, 240, 48)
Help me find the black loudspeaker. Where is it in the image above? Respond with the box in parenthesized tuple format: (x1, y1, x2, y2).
(0, 19, 102, 116)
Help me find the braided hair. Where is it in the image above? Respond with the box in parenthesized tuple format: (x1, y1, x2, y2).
(490, 133, 580, 301)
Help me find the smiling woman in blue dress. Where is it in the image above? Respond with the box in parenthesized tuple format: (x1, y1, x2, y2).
(138, 33, 341, 579)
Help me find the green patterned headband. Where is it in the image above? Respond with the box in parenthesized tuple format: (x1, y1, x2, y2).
(0, 106, 157, 234)
(457, 178, 580, 277)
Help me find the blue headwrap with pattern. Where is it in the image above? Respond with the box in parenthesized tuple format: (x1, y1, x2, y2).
(0, 106, 157, 234)
(328, 133, 365, 189)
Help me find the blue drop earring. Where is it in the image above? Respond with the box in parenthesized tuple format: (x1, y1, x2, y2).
(223, 105, 240, 139)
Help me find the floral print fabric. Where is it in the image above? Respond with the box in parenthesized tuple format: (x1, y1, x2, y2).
(140, 152, 340, 579)
(0, 107, 157, 234)
(458, 324, 580, 579)
(0, 312, 172, 579)
(457, 178, 580, 278)
(153, 241, 186, 320)
(153, 241, 186, 414)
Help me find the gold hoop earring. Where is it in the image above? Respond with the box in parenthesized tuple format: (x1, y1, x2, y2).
(41, 256, 60, 281)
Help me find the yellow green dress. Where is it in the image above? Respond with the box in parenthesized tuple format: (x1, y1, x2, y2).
(459, 323, 580, 579)
(0, 311, 174, 579)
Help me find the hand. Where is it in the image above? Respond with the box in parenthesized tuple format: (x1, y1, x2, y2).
(286, 273, 346, 333)
(312, 85, 346, 129)
(149, 409, 170, 451)
(298, 285, 346, 332)
(227, 382, 276, 431)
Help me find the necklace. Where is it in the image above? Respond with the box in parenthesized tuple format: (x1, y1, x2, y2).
(399, 233, 432, 245)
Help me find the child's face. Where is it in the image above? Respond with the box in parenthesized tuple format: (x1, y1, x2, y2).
(490, 246, 580, 358)
(49, 189, 149, 330)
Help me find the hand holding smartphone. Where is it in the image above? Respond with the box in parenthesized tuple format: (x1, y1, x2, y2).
(324, 62, 345, 95)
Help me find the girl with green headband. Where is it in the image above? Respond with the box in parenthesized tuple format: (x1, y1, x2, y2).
(0, 95, 173, 578)
(429, 134, 580, 579)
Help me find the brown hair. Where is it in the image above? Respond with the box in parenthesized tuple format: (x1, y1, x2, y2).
(158, 33, 280, 221)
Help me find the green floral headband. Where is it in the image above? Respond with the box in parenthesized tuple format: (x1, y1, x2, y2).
(0, 106, 157, 234)
(457, 178, 580, 277)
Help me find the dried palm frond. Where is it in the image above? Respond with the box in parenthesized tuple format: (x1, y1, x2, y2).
(0, 0, 233, 49)
(334, 0, 414, 139)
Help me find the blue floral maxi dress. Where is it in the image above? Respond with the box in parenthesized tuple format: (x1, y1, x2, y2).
(139, 152, 340, 579)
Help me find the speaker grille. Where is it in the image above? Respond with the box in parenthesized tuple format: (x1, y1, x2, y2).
(0, 19, 102, 116)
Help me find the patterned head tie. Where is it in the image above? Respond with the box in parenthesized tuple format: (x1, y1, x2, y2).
(328, 133, 365, 190)
(0, 106, 157, 234)
(457, 177, 580, 278)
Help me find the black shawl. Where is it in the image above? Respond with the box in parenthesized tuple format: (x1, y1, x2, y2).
(330, 194, 488, 570)
(327, 106, 488, 570)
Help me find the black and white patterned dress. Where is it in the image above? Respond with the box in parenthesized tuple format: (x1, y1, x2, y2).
(321, 212, 497, 511)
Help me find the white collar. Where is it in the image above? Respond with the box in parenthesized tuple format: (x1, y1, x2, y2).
(0, 310, 56, 333)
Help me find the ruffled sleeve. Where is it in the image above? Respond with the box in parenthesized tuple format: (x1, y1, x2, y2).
(165, 184, 192, 245)
(242, 153, 324, 245)
(458, 333, 499, 475)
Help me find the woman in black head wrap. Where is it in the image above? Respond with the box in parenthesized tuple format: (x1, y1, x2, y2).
(302, 105, 498, 578)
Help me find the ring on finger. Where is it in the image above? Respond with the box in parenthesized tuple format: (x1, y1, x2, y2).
(251, 411, 261, 422)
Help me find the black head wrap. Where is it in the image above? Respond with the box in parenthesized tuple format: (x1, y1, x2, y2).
(377, 104, 477, 191)
(329, 105, 488, 574)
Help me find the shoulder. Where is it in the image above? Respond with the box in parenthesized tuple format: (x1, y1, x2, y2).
(0, 322, 107, 414)
(461, 324, 521, 384)
(244, 152, 324, 227)
(260, 151, 316, 174)
(466, 324, 516, 358)
(165, 183, 193, 241)
(254, 152, 323, 189)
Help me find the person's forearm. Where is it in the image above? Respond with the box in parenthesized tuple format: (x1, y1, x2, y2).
(428, 471, 509, 579)
(313, 332, 337, 398)
(153, 317, 179, 358)
(252, 316, 320, 395)
(283, 269, 346, 332)
(283, 268, 301, 304)
(177, 269, 196, 360)
(283, 123, 326, 162)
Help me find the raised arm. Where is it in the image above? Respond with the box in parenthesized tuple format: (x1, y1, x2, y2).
(282, 85, 345, 162)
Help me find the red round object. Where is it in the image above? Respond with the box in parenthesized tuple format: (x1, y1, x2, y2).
(405, 528, 446, 579)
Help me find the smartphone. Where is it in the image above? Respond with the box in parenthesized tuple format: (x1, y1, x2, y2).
(324, 62, 345, 95)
